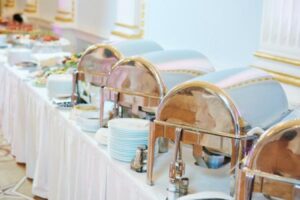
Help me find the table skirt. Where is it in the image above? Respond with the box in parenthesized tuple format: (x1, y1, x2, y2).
(0, 64, 231, 200)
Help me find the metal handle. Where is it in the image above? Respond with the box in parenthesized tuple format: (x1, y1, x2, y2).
(168, 128, 189, 199)
(174, 128, 183, 162)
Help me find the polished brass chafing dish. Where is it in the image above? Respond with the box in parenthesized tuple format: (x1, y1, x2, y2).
(72, 40, 163, 104)
(237, 119, 300, 200)
(101, 49, 215, 126)
(147, 67, 289, 192)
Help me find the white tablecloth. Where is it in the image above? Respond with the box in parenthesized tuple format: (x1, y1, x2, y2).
(0, 63, 231, 200)
(0, 64, 50, 177)
(0, 63, 28, 163)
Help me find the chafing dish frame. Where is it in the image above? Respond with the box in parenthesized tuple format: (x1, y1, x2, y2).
(101, 53, 210, 120)
(147, 81, 261, 192)
(71, 44, 123, 104)
(236, 119, 300, 200)
(100, 56, 169, 126)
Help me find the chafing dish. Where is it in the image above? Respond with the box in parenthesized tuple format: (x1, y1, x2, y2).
(72, 39, 163, 105)
(101, 49, 215, 126)
(147, 67, 289, 193)
(237, 119, 300, 200)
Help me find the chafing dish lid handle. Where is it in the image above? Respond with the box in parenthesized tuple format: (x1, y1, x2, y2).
(246, 127, 264, 137)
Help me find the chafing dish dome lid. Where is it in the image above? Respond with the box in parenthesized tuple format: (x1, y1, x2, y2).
(141, 50, 214, 74)
(109, 40, 163, 57)
(245, 119, 300, 182)
(106, 49, 215, 99)
(280, 108, 300, 123)
(78, 40, 163, 86)
(156, 67, 289, 133)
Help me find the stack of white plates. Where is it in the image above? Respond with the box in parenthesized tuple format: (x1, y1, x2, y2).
(108, 118, 150, 162)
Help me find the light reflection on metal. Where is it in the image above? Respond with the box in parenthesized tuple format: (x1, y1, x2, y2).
(71, 40, 163, 105)
(101, 50, 215, 126)
(146, 67, 289, 197)
(238, 119, 300, 200)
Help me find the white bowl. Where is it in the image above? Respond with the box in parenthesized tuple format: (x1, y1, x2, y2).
(78, 116, 100, 133)
(78, 110, 100, 119)
(75, 113, 99, 126)
(70, 104, 98, 121)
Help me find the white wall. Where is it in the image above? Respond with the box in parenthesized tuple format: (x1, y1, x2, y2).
(14, 0, 116, 51)
(9, 0, 263, 69)
(37, 0, 57, 21)
(15, 0, 26, 13)
(10, 0, 116, 40)
(76, 0, 117, 39)
(144, 0, 263, 69)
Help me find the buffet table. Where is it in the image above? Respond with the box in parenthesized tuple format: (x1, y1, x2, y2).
(0, 57, 231, 200)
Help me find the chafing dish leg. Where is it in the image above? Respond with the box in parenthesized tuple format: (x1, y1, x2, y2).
(113, 92, 120, 118)
(192, 145, 202, 165)
(230, 138, 243, 196)
(71, 70, 78, 105)
(244, 173, 255, 200)
(147, 123, 158, 186)
(173, 128, 183, 162)
(72, 71, 85, 105)
(235, 169, 245, 200)
(99, 86, 105, 127)
(293, 185, 300, 200)
(158, 123, 168, 153)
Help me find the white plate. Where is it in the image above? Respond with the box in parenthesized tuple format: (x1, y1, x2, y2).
(81, 127, 99, 133)
(94, 128, 109, 145)
(110, 126, 149, 133)
(178, 191, 233, 200)
(109, 145, 144, 152)
(110, 130, 148, 138)
(109, 135, 148, 141)
(109, 151, 134, 162)
(109, 138, 148, 144)
(79, 111, 100, 119)
(78, 116, 100, 131)
(0, 44, 9, 48)
(108, 118, 149, 132)
(109, 140, 147, 148)
(108, 148, 136, 155)
(110, 131, 148, 138)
